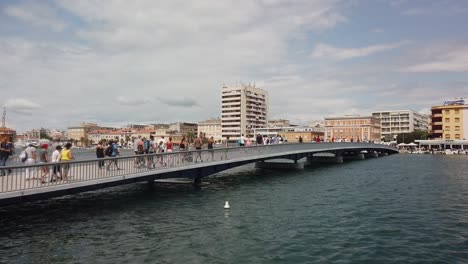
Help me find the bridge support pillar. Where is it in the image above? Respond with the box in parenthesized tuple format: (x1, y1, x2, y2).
(365, 152, 379, 158)
(307, 155, 343, 164)
(343, 153, 365, 161)
(193, 176, 202, 188)
(255, 161, 304, 170)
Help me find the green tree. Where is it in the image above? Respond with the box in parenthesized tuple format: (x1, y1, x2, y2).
(396, 130, 430, 144)
(39, 128, 53, 140)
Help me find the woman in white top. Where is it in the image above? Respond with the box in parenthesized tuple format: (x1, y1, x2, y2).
(25, 144, 37, 180)
(51, 145, 62, 181)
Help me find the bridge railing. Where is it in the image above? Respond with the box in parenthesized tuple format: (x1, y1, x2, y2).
(0, 143, 395, 194)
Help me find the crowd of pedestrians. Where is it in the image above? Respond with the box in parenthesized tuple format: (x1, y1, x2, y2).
(10, 140, 75, 184)
(0, 133, 371, 185)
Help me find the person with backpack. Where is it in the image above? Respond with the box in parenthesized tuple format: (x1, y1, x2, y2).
(106, 140, 121, 171)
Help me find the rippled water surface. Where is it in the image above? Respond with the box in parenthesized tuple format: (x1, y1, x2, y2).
(1, 155, 468, 263)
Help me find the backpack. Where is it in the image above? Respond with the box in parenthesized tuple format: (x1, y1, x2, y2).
(19, 150, 28, 162)
(105, 145, 113, 156)
(137, 143, 144, 153)
(144, 140, 151, 151)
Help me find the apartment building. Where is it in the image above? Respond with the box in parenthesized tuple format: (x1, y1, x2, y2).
(324, 115, 381, 142)
(372, 110, 429, 141)
(221, 84, 268, 139)
(431, 98, 468, 140)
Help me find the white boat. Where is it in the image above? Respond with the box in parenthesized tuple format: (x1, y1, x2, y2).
(445, 149, 455, 155)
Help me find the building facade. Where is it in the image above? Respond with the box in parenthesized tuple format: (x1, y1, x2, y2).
(431, 99, 468, 140)
(324, 116, 381, 142)
(198, 118, 222, 141)
(221, 84, 268, 139)
(268, 119, 290, 128)
(168, 122, 198, 135)
(372, 110, 429, 141)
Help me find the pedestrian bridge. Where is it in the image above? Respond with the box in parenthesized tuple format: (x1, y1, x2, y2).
(0, 143, 398, 206)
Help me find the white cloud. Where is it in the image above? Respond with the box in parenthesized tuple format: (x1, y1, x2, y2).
(311, 41, 409, 60)
(0, 1, 349, 130)
(116, 97, 152, 106)
(402, 45, 468, 73)
(4, 2, 66, 32)
(4, 98, 42, 114)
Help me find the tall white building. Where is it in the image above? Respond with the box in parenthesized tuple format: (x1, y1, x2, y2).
(221, 84, 268, 139)
(372, 110, 429, 141)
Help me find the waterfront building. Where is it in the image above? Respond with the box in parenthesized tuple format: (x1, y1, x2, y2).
(324, 115, 381, 142)
(221, 84, 268, 139)
(309, 120, 325, 128)
(198, 118, 222, 141)
(283, 130, 325, 143)
(88, 129, 126, 145)
(130, 129, 156, 141)
(67, 123, 100, 146)
(372, 110, 429, 141)
(254, 126, 324, 142)
(430, 98, 468, 140)
(268, 119, 291, 128)
(168, 122, 198, 136)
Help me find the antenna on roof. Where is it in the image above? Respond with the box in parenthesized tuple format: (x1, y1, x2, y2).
(2, 107, 6, 129)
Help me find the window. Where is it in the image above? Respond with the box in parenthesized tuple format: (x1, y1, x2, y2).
(455, 118, 460, 123)
(444, 110, 450, 114)
(455, 126, 460, 131)
(445, 118, 450, 123)
(455, 109, 460, 114)
(445, 134, 450, 139)
(455, 134, 461, 139)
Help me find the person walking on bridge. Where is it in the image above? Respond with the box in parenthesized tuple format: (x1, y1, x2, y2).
(0, 138, 12, 176)
(60, 143, 73, 181)
(38, 144, 50, 184)
(194, 134, 203, 163)
(24, 143, 37, 180)
(106, 140, 121, 171)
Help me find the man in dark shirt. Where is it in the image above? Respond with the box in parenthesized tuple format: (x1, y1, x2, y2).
(0, 139, 13, 176)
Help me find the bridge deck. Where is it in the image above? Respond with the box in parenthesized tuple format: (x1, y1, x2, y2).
(0, 143, 398, 205)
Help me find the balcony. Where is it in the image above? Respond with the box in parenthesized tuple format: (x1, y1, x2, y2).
(433, 113, 442, 118)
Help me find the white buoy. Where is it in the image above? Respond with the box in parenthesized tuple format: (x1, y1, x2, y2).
(224, 201, 230, 209)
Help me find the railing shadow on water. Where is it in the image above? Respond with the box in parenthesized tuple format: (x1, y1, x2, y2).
(0, 143, 397, 194)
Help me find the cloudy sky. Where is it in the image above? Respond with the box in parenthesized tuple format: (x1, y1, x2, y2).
(1, 0, 467, 131)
